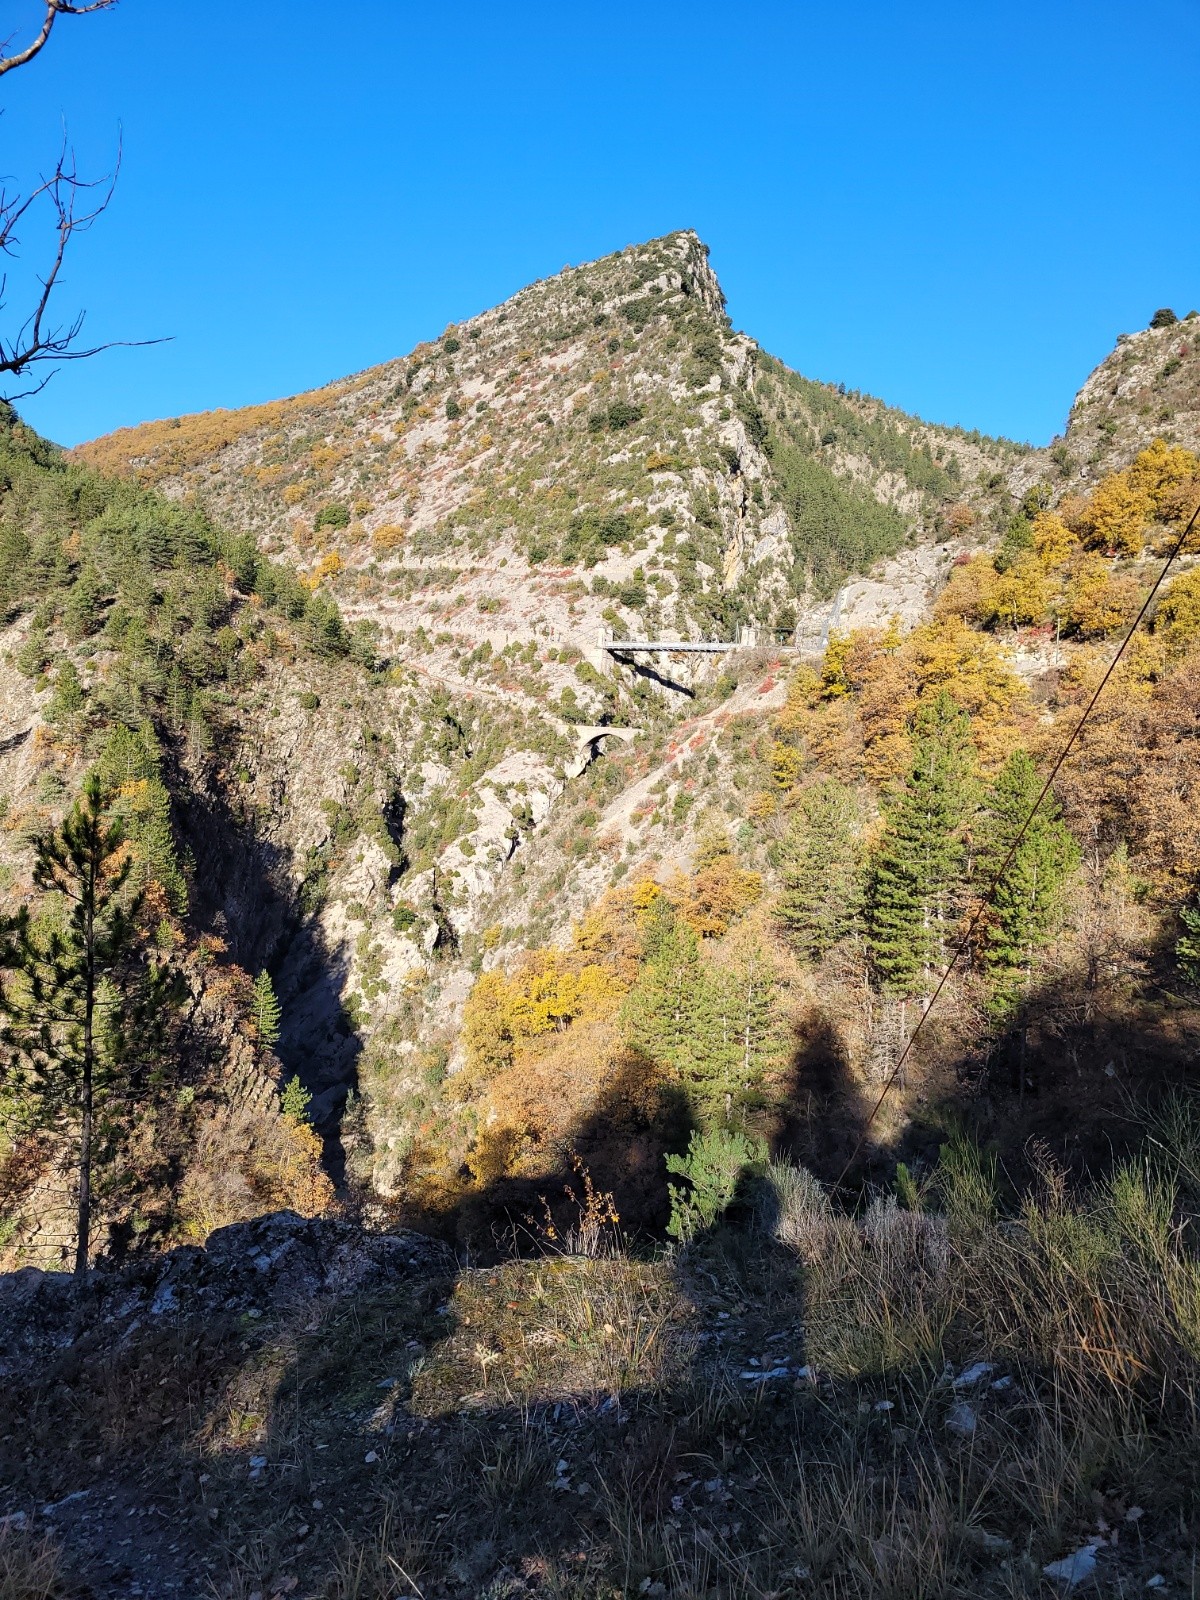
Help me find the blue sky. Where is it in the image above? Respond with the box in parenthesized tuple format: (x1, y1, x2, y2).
(4, 1, 1198, 448)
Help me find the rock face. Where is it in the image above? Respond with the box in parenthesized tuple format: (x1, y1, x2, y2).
(74, 229, 1024, 670)
(64, 235, 1031, 1107)
(0, 1210, 452, 1379)
(1060, 316, 1200, 482)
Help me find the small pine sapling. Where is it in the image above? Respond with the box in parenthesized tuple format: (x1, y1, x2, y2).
(252, 969, 282, 1052)
(281, 1074, 312, 1123)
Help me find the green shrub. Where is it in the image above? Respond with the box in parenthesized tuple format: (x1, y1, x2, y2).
(621, 297, 656, 330)
(607, 400, 643, 430)
(1150, 307, 1179, 329)
(1177, 903, 1200, 989)
(15, 624, 49, 678)
(45, 660, 85, 723)
(589, 401, 644, 434)
(562, 510, 634, 566)
(666, 1128, 766, 1242)
(315, 501, 350, 532)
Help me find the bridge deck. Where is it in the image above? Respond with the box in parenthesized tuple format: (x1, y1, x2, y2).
(604, 639, 754, 653)
(604, 640, 732, 653)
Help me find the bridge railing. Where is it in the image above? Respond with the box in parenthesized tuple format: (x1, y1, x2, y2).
(598, 624, 800, 651)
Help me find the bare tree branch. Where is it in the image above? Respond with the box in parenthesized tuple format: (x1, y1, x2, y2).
(0, 135, 161, 391)
(0, 3, 163, 397)
(0, 0, 116, 78)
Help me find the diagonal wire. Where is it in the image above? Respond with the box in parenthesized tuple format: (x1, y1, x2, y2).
(833, 492, 1200, 1194)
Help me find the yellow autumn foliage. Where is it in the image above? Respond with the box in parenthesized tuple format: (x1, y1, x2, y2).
(1127, 438, 1200, 518)
(669, 857, 763, 939)
(1154, 565, 1200, 658)
(909, 615, 1025, 737)
(461, 949, 629, 1087)
(1061, 554, 1143, 638)
(372, 523, 406, 555)
(934, 554, 999, 625)
(774, 665, 821, 737)
(788, 616, 1025, 781)
(771, 739, 805, 790)
(178, 1105, 334, 1239)
(300, 551, 343, 590)
(992, 552, 1051, 628)
(571, 885, 645, 984)
(1031, 511, 1080, 570)
(71, 383, 353, 484)
(1077, 471, 1151, 556)
(820, 631, 854, 698)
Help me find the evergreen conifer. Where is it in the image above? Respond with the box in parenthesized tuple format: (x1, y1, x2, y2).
(711, 941, 782, 1111)
(253, 969, 282, 1051)
(868, 692, 978, 994)
(623, 896, 703, 1074)
(1177, 903, 1200, 989)
(281, 1074, 312, 1122)
(625, 901, 780, 1123)
(978, 749, 1079, 991)
(0, 775, 170, 1274)
(778, 778, 864, 960)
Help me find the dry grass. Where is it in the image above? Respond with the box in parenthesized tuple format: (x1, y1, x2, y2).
(0, 1527, 58, 1600)
(409, 1256, 688, 1413)
(6, 1106, 1200, 1596)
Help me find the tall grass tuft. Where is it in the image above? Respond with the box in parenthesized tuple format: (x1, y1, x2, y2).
(0, 1527, 58, 1600)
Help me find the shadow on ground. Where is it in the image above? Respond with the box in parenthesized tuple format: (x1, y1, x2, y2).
(179, 767, 363, 1184)
(3, 933, 1198, 1595)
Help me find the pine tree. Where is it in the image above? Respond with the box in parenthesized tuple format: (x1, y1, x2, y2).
(281, 1074, 312, 1122)
(978, 749, 1079, 992)
(624, 900, 781, 1124)
(45, 660, 85, 726)
(0, 775, 168, 1275)
(624, 897, 735, 1120)
(63, 563, 105, 641)
(1177, 903, 1200, 990)
(623, 897, 703, 1075)
(777, 778, 864, 960)
(708, 935, 784, 1115)
(868, 691, 978, 995)
(253, 969, 282, 1052)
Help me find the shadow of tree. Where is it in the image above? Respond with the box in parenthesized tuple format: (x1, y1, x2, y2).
(177, 768, 363, 1185)
(3, 914, 1198, 1594)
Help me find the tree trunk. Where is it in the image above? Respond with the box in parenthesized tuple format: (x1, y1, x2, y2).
(75, 1050, 92, 1277)
(75, 849, 97, 1279)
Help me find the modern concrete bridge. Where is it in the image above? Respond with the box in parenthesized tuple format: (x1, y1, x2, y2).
(599, 624, 797, 654)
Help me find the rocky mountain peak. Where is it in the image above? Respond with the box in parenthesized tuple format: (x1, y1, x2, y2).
(1058, 313, 1200, 484)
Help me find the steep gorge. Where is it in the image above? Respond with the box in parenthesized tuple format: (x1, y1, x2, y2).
(1, 232, 1197, 1261)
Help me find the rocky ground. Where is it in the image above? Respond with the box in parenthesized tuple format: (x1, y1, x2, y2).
(2, 1202, 1196, 1600)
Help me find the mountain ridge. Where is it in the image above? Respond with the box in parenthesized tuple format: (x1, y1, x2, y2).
(0, 231, 1194, 1261)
